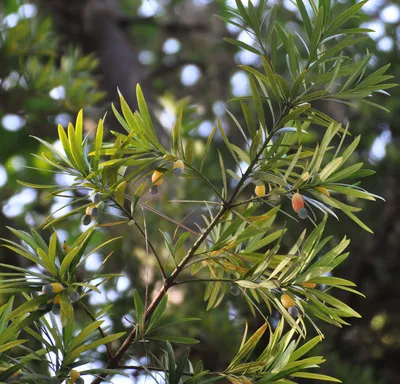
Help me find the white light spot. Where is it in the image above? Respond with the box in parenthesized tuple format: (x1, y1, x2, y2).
(226, 18, 242, 34)
(57, 230, 69, 244)
(1, 71, 20, 90)
(0, 165, 8, 188)
(106, 289, 119, 301)
(117, 276, 130, 292)
(230, 71, 250, 97)
(50, 201, 72, 219)
(226, 0, 259, 7)
(377, 36, 393, 52)
(9, 155, 26, 171)
(1, 114, 26, 132)
(159, 108, 176, 130)
(49, 86, 66, 100)
(181, 64, 201, 86)
(138, 0, 163, 17)
(55, 113, 72, 127)
(112, 375, 134, 384)
(122, 313, 134, 327)
(18, 4, 37, 19)
(360, 21, 385, 40)
(380, 5, 400, 24)
(3, 188, 38, 218)
(3, 13, 19, 28)
(85, 252, 103, 272)
(198, 120, 213, 137)
(163, 38, 180, 55)
(193, 0, 213, 6)
(55, 173, 76, 186)
(369, 128, 392, 163)
(139, 50, 155, 65)
(89, 290, 107, 305)
(212, 100, 226, 116)
(236, 50, 259, 65)
(363, 0, 385, 15)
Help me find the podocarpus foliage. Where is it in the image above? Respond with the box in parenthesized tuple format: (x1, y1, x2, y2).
(0, 1, 395, 383)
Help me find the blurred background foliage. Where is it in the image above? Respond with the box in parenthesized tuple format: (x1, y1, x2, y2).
(0, 0, 399, 383)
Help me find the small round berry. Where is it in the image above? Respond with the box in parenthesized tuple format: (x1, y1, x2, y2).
(82, 214, 92, 226)
(173, 160, 184, 177)
(300, 282, 316, 288)
(42, 284, 53, 295)
(150, 186, 158, 195)
(298, 207, 308, 219)
(92, 192, 103, 204)
(69, 291, 80, 303)
(315, 186, 330, 196)
(151, 170, 164, 186)
(254, 184, 266, 197)
(288, 306, 299, 318)
(281, 293, 295, 309)
(90, 207, 99, 217)
(230, 285, 240, 296)
(51, 304, 60, 314)
(292, 193, 304, 213)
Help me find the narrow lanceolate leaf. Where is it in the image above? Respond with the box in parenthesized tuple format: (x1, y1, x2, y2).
(66, 332, 125, 363)
(94, 118, 104, 171)
(57, 124, 74, 166)
(75, 109, 84, 147)
(291, 372, 341, 382)
(228, 324, 268, 370)
(115, 181, 127, 207)
(0, 339, 27, 353)
(319, 157, 343, 181)
(171, 109, 183, 157)
(136, 84, 157, 139)
(296, 0, 312, 39)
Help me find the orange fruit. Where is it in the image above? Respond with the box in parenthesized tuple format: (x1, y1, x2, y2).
(281, 293, 295, 308)
(151, 170, 164, 186)
(300, 282, 316, 288)
(292, 193, 304, 213)
(255, 184, 266, 197)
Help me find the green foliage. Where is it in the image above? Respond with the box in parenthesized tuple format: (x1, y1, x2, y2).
(0, 1, 396, 383)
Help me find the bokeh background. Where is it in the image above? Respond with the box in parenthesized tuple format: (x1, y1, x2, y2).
(0, 0, 399, 383)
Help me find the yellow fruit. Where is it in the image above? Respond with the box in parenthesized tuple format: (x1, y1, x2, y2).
(50, 283, 64, 293)
(255, 184, 266, 197)
(315, 186, 330, 196)
(292, 193, 304, 213)
(53, 294, 61, 305)
(281, 293, 295, 308)
(173, 160, 184, 170)
(151, 170, 164, 186)
(85, 205, 94, 216)
(70, 370, 80, 383)
(300, 282, 316, 288)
